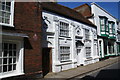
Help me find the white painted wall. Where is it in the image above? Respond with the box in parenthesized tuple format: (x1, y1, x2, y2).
(91, 3, 117, 36)
(91, 3, 117, 56)
(42, 10, 99, 72)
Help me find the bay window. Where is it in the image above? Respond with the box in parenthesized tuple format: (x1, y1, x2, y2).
(108, 21, 115, 35)
(99, 16, 108, 32)
(100, 18, 105, 31)
(112, 22, 115, 35)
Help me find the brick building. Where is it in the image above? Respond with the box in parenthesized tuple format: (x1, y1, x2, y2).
(0, 1, 42, 79)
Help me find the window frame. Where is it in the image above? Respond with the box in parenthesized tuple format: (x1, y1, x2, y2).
(85, 47, 91, 59)
(0, 39, 24, 78)
(99, 16, 108, 33)
(59, 21, 69, 37)
(84, 29, 90, 40)
(59, 46, 70, 62)
(0, 0, 14, 27)
(108, 21, 115, 35)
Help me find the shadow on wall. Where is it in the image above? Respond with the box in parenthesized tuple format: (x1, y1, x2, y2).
(80, 69, 120, 80)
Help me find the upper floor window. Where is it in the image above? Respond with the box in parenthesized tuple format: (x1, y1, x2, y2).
(84, 29, 90, 40)
(59, 21, 69, 37)
(0, 0, 14, 26)
(112, 22, 115, 34)
(108, 21, 112, 34)
(108, 21, 115, 35)
(99, 16, 108, 32)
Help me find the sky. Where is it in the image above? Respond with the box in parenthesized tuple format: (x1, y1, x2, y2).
(58, 2, 119, 20)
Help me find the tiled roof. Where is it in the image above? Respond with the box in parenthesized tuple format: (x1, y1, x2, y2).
(73, 4, 92, 18)
(41, 2, 96, 28)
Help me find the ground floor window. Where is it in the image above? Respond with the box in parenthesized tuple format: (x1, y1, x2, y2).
(108, 42, 114, 54)
(86, 47, 91, 59)
(60, 46, 70, 62)
(0, 42, 17, 73)
(0, 39, 23, 78)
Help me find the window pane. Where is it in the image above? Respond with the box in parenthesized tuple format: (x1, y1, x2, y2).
(2, 4, 5, 10)
(8, 65, 12, 71)
(0, 66, 2, 73)
(9, 50, 12, 56)
(3, 50, 8, 57)
(13, 64, 16, 70)
(8, 58, 12, 64)
(0, 58, 2, 65)
(13, 44, 16, 49)
(6, 6, 10, 12)
(5, 12, 10, 18)
(2, 2, 5, 5)
(4, 43, 8, 50)
(0, 49, 2, 57)
(2, 17, 4, 23)
(5, 18, 9, 24)
(9, 44, 12, 50)
(3, 58, 7, 64)
(0, 11, 2, 17)
(13, 51, 16, 56)
(3, 65, 7, 72)
(13, 58, 16, 63)
(6, 2, 11, 7)
(0, 17, 2, 23)
(0, 3, 2, 10)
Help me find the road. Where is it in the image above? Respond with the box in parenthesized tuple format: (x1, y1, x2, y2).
(74, 61, 120, 80)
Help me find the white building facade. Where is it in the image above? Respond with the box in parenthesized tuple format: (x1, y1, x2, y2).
(90, 3, 117, 59)
(42, 9, 99, 72)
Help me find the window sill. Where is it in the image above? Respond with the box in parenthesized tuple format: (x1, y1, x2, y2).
(55, 60, 72, 66)
(0, 23, 14, 27)
(85, 57, 93, 61)
(0, 72, 24, 79)
(59, 36, 71, 38)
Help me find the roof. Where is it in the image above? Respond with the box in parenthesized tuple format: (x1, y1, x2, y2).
(74, 3, 90, 10)
(41, 2, 96, 28)
(73, 4, 92, 18)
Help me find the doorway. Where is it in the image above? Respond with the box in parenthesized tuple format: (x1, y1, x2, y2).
(42, 48, 52, 76)
(76, 41, 84, 66)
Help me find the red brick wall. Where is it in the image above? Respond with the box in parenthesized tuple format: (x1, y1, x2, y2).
(2, 3, 42, 79)
(13, 2, 42, 75)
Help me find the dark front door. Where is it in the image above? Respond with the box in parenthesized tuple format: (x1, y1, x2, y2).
(42, 48, 52, 76)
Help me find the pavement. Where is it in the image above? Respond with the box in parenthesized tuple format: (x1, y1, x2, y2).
(43, 56, 120, 79)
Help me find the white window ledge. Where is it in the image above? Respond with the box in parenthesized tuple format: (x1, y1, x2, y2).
(85, 57, 93, 61)
(0, 72, 24, 79)
(0, 23, 14, 27)
(55, 60, 72, 66)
